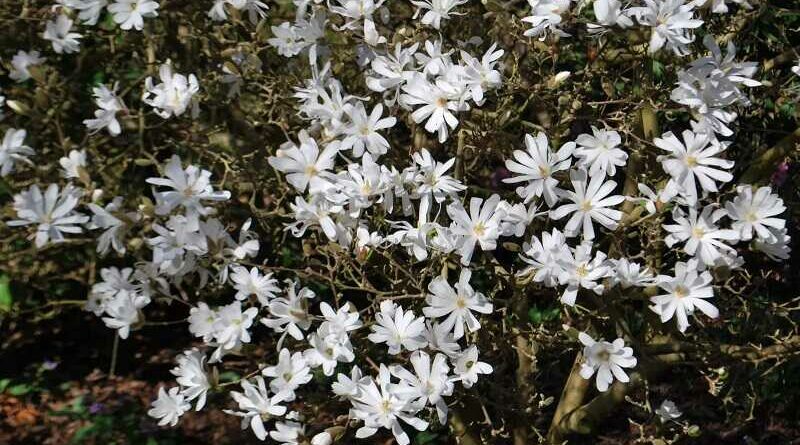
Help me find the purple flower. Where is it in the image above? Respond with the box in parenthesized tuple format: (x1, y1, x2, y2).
(771, 161, 790, 187)
(89, 402, 105, 414)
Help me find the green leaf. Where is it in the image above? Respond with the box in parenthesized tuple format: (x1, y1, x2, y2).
(414, 431, 439, 444)
(217, 371, 240, 383)
(71, 423, 98, 443)
(0, 378, 11, 393)
(8, 383, 33, 396)
(0, 275, 12, 311)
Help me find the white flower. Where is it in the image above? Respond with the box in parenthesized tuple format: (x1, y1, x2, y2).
(651, 259, 718, 332)
(424, 269, 493, 339)
(148, 386, 190, 427)
(504, 132, 574, 207)
(43, 15, 82, 54)
(655, 399, 682, 422)
(102, 290, 150, 339)
(7, 183, 88, 248)
(655, 129, 733, 205)
(633, 182, 679, 215)
(212, 301, 259, 350)
(9, 50, 46, 83)
(304, 331, 355, 376)
(142, 62, 199, 118)
(368, 300, 427, 354)
(262, 282, 315, 340)
(351, 365, 429, 445)
(424, 321, 461, 357)
(0, 128, 35, 176)
(262, 348, 313, 399)
(318, 301, 362, 339)
(59, 149, 86, 179)
(447, 194, 505, 265)
(663, 205, 739, 267)
(108, 0, 159, 31)
(724, 185, 786, 243)
(225, 376, 289, 441)
(631, 0, 702, 56)
(411, 0, 467, 29)
(550, 169, 625, 240)
(366, 42, 419, 105)
(230, 266, 281, 306)
(87, 266, 136, 315)
(171, 349, 211, 410)
(332, 365, 364, 399)
(574, 127, 627, 177)
(610, 258, 655, 288)
(83, 209, 120, 265)
(557, 242, 611, 306)
(390, 351, 453, 424)
(522, 0, 572, 40)
(270, 420, 308, 445)
(753, 228, 791, 261)
(188, 302, 218, 342)
(459, 43, 504, 106)
(519, 227, 570, 287)
(268, 132, 339, 194)
(588, 0, 634, 32)
(339, 102, 395, 158)
(83, 83, 125, 136)
(401, 73, 467, 143)
(578, 332, 637, 392)
(146, 155, 231, 225)
(452, 345, 492, 388)
(61, 0, 108, 25)
(412, 149, 465, 218)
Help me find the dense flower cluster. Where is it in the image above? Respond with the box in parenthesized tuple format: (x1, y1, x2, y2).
(1, 0, 794, 443)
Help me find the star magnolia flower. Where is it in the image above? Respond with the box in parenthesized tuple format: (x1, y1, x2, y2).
(519, 227, 570, 287)
(230, 266, 281, 306)
(170, 349, 211, 410)
(651, 259, 719, 332)
(142, 62, 199, 118)
(351, 365, 429, 445)
(550, 169, 625, 240)
(108, 0, 160, 31)
(0, 128, 35, 177)
(261, 282, 315, 340)
(83, 83, 126, 136)
(9, 50, 46, 83)
(423, 269, 493, 339)
(101, 290, 150, 339)
(663, 205, 739, 268)
(557, 242, 611, 306)
(340, 102, 396, 158)
(724, 185, 786, 243)
(452, 345, 492, 388)
(148, 386, 190, 427)
(390, 351, 453, 424)
(368, 300, 427, 354)
(578, 332, 637, 392)
(631, 0, 702, 56)
(655, 399, 683, 422)
(412, 148, 465, 218)
(7, 183, 89, 247)
(574, 127, 628, 177)
(503, 132, 574, 207)
(43, 15, 82, 54)
(146, 155, 231, 226)
(268, 132, 339, 194)
(655, 129, 733, 205)
(447, 194, 505, 265)
(224, 376, 289, 441)
(262, 348, 313, 400)
(411, 0, 467, 29)
(401, 73, 467, 143)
